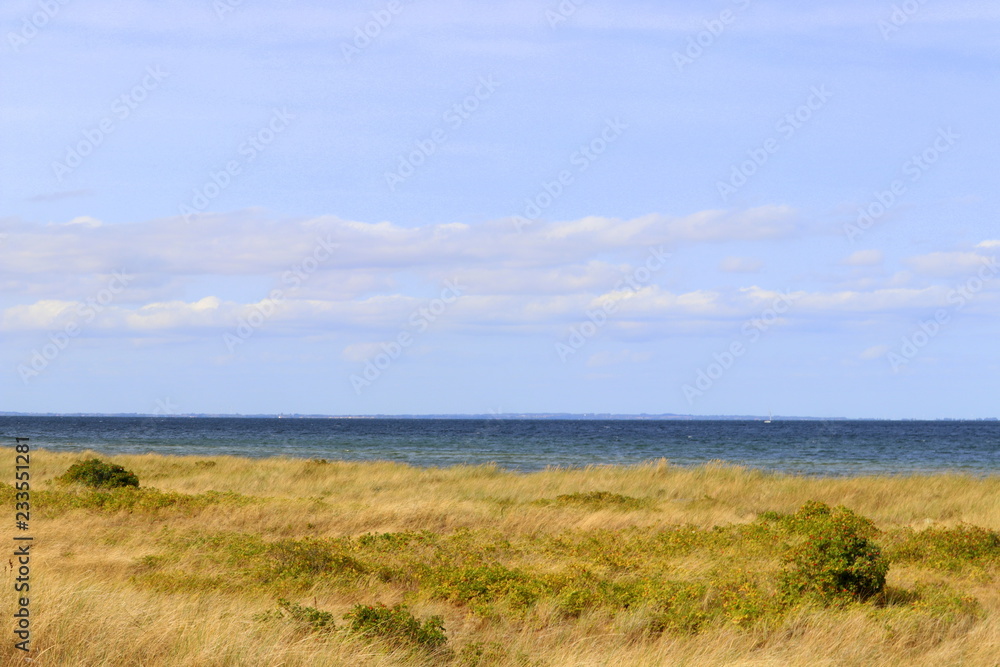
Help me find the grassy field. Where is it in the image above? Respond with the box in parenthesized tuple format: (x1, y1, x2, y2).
(2, 448, 999, 666)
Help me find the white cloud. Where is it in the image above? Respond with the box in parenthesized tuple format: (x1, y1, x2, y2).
(656, 206, 798, 242)
(3, 278, 995, 341)
(0, 207, 796, 278)
(125, 296, 227, 331)
(905, 251, 995, 277)
(793, 287, 948, 312)
(61, 216, 103, 228)
(4, 209, 997, 343)
(719, 256, 763, 273)
(1, 300, 78, 330)
(859, 345, 889, 360)
(843, 249, 883, 266)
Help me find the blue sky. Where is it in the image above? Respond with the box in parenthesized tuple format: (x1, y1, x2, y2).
(2, 0, 998, 418)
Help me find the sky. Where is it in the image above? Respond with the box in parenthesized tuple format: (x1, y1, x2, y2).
(1, 0, 998, 418)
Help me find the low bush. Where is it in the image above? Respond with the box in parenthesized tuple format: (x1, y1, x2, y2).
(256, 599, 336, 633)
(264, 537, 367, 580)
(779, 501, 888, 603)
(886, 524, 1000, 571)
(58, 458, 139, 489)
(343, 603, 447, 651)
(431, 563, 547, 614)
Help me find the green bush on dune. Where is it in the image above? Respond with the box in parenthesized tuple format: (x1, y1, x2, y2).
(779, 501, 889, 603)
(58, 458, 140, 489)
(344, 603, 448, 652)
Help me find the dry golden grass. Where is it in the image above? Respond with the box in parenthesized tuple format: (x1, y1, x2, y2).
(2, 448, 999, 666)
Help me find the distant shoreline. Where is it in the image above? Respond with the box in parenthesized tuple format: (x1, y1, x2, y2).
(5, 417, 998, 476)
(2, 413, 997, 421)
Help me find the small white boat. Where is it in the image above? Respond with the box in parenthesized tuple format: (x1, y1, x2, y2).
(764, 410, 772, 424)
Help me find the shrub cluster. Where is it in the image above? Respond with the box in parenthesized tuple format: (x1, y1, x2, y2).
(275, 598, 336, 632)
(58, 458, 139, 489)
(343, 603, 448, 651)
(260, 599, 448, 653)
(886, 524, 1000, 571)
(123, 499, 997, 642)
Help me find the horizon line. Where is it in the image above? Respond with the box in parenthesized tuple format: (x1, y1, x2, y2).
(2, 412, 998, 421)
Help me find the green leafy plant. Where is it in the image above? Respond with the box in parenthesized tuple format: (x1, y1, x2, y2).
(886, 524, 1000, 571)
(431, 563, 546, 614)
(779, 501, 888, 603)
(258, 599, 336, 633)
(557, 587, 598, 618)
(58, 458, 139, 489)
(343, 603, 447, 651)
(264, 537, 367, 580)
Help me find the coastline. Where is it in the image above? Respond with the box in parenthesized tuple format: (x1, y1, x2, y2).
(4, 416, 999, 477)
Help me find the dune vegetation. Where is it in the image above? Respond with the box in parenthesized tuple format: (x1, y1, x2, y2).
(2, 448, 999, 666)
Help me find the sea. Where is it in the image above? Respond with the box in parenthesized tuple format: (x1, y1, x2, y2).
(1, 417, 998, 477)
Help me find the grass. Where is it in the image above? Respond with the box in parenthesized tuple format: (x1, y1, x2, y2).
(1, 448, 1000, 665)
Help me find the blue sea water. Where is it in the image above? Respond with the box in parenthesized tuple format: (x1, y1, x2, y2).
(1, 417, 998, 476)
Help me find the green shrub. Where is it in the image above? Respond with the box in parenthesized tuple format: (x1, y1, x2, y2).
(357, 531, 425, 551)
(557, 587, 598, 618)
(431, 564, 547, 613)
(264, 537, 366, 580)
(779, 501, 888, 603)
(886, 524, 1000, 570)
(58, 459, 139, 489)
(259, 599, 336, 633)
(713, 572, 784, 627)
(641, 580, 710, 634)
(343, 603, 447, 651)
